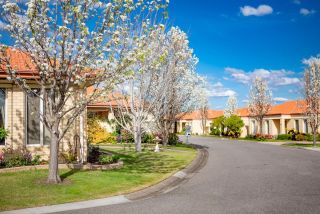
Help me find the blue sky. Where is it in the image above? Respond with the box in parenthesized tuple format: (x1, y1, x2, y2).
(168, 0, 320, 109)
(0, 1, 319, 110)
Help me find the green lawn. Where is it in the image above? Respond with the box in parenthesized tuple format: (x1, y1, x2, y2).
(284, 143, 320, 148)
(0, 145, 197, 211)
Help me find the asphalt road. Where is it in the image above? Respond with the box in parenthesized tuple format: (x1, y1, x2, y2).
(57, 137, 320, 214)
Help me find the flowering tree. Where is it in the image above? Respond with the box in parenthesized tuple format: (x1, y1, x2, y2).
(248, 77, 272, 134)
(108, 25, 168, 152)
(224, 95, 237, 118)
(153, 27, 207, 145)
(0, 0, 167, 183)
(303, 57, 320, 146)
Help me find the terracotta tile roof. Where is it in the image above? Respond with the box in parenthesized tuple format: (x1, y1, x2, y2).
(87, 86, 128, 108)
(0, 47, 38, 79)
(236, 108, 250, 117)
(178, 110, 224, 120)
(267, 100, 305, 115)
(178, 100, 307, 121)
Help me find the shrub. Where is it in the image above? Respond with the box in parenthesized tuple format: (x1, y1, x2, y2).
(87, 145, 101, 163)
(0, 128, 9, 140)
(210, 116, 225, 135)
(98, 154, 120, 165)
(31, 155, 41, 165)
(87, 117, 110, 144)
(210, 127, 221, 136)
(246, 134, 273, 141)
(121, 129, 134, 143)
(224, 115, 244, 138)
(277, 134, 291, 140)
(103, 133, 117, 144)
(296, 133, 306, 141)
(1, 148, 32, 168)
(168, 133, 179, 145)
(142, 133, 154, 144)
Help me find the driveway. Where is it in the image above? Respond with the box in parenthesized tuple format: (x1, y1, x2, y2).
(57, 137, 320, 214)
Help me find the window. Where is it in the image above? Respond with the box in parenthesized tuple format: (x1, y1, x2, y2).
(26, 90, 51, 145)
(0, 89, 5, 145)
(304, 119, 308, 133)
(26, 90, 41, 145)
(295, 120, 299, 132)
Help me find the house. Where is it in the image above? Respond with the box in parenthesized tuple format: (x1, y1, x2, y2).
(240, 100, 309, 137)
(176, 110, 224, 135)
(176, 100, 312, 137)
(0, 48, 87, 161)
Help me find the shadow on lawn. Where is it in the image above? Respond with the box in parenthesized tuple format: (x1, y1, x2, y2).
(101, 148, 188, 174)
(60, 169, 80, 181)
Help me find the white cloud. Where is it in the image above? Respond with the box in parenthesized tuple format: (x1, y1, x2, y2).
(293, 0, 301, 5)
(225, 67, 300, 86)
(274, 97, 288, 102)
(240, 5, 273, 17)
(242, 99, 249, 103)
(209, 82, 236, 97)
(300, 8, 316, 16)
(225, 67, 250, 84)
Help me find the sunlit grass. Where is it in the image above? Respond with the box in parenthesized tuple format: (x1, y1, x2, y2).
(0, 145, 196, 211)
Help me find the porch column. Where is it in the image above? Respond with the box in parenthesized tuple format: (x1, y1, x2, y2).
(280, 118, 286, 134)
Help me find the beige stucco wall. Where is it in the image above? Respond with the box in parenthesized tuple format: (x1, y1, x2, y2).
(177, 119, 212, 135)
(0, 85, 87, 162)
(176, 114, 319, 137)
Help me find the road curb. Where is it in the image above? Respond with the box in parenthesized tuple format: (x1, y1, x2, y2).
(126, 145, 208, 200)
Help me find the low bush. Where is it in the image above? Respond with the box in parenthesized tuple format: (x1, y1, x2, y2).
(210, 128, 221, 136)
(246, 134, 273, 141)
(168, 133, 179, 145)
(87, 145, 101, 163)
(277, 134, 292, 140)
(121, 129, 134, 143)
(142, 133, 154, 144)
(0, 148, 43, 168)
(295, 133, 306, 141)
(98, 154, 120, 165)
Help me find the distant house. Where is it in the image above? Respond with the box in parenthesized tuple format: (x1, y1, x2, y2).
(176, 100, 310, 137)
(0, 48, 87, 161)
(176, 110, 224, 135)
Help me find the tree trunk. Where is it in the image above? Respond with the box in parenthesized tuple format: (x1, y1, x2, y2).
(134, 124, 142, 152)
(47, 123, 61, 184)
(259, 120, 263, 135)
(313, 128, 317, 147)
(162, 129, 169, 146)
(162, 121, 170, 146)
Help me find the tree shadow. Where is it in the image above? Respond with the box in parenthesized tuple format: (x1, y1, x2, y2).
(100, 147, 192, 174)
(60, 169, 80, 181)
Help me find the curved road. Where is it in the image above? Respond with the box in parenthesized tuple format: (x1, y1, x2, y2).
(58, 137, 320, 214)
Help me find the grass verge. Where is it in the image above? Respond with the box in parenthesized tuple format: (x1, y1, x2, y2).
(284, 143, 320, 148)
(0, 145, 197, 211)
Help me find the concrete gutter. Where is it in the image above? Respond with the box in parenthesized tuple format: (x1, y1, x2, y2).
(0, 145, 208, 214)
